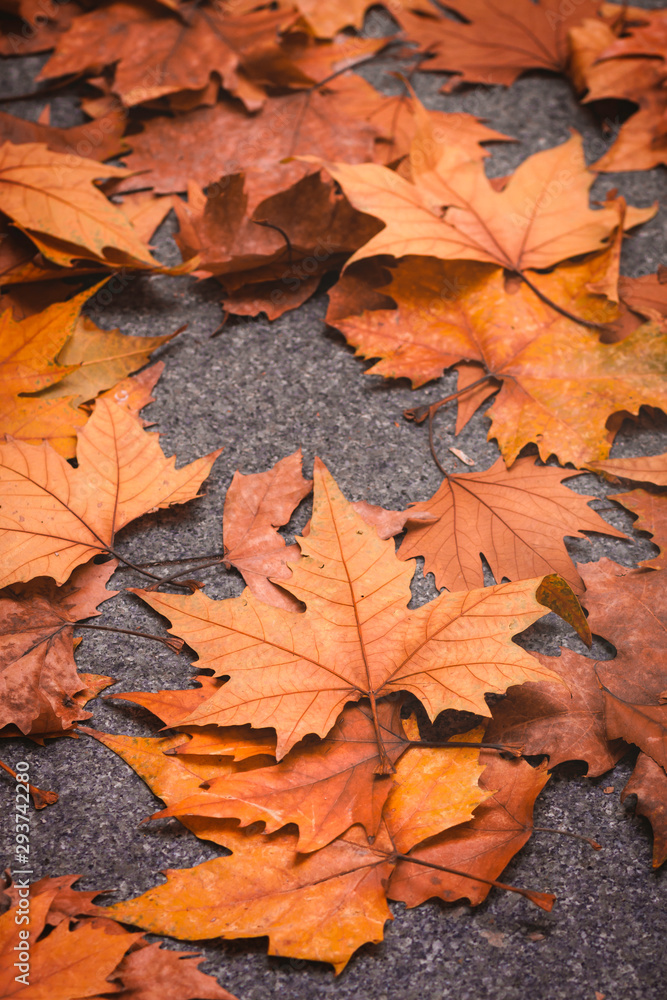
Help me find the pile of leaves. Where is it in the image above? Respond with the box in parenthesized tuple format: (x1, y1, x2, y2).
(0, 0, 666, 993)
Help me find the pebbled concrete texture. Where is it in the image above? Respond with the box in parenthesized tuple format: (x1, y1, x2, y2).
(1, 4, 667, 998)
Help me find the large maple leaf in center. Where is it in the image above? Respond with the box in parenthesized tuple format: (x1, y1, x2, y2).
(137, 460, 584, 767)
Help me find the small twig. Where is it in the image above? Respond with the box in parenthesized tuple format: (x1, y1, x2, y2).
(403, 374, 495, 424)
(77, 623, 183, 653)
(145, 556, 227, 591)
(394, 853, 555, 911)
(533, 827, 602, 850)
(114, 552, 226, 570)
(0, 759, 58, 810)
(410, 740, 523, 757)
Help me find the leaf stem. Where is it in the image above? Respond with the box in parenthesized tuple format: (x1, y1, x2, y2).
(393, 853, 555, 911)
(532, 827, 602, 850)
(410, 739, 523, 757)
(518, 270, 608, 330)
(0, 759, 58, 809)
(77, 623, 183, 652)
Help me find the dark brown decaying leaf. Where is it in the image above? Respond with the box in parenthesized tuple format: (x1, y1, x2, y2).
(0, 559, 117, 735)
(485, 648, 627, 776)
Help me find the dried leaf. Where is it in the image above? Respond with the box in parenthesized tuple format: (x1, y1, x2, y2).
(621, 752, 667, 867)
(0, 397, 222, 587)
(397, 456, 624, 593)
(134, 460, 582, 761)
(611, 490, 666, 569)
(0, 559, 117, 734)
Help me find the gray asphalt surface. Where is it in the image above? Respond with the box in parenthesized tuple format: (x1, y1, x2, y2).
(1, 5, 666, 999)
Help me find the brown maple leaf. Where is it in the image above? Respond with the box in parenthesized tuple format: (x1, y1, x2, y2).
(221, 449, 312, 610)
(621, 752, 667, 868)
(294, 0, 432, 38)
(0, 141, 161, 269)
(152, 701, 415, 852)
(485, 648, 627, 777)
(0, 396, 222, 588)
(0, 559, 117, 735)
(0, 107, 126, 161)
(388, 749, 549, 907)
(106, 734, 551, 971)
(116, 75, 391, 205)
(397, 456, 624, 593)
(38, 1, 293, 110)
(134, 459, 587, 766)
(611, 489, 666, 569)
(105, 726, 546, 972)
(570, 10, 667, 172)
(0, 0, 80, 56)
(328, 255, 667, 467)
(174, 171, 381, 320)
(580, 559, 667, 771)
(395, 0, 605, 91)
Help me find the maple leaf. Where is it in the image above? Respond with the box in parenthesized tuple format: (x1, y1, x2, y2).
(0, 0, 79, 56)
(611, 489, 666, 569)
(106, 729, 551, 971)
(0, 289, 91, 453)
(117, 75, 390, 204)
(588, 451, 667, 487)
(570, 10, 667, 171)
(485, 648, 627, 777)
(38, 1, 293, 110)
(0, 559, 117, 735)
(618, 269, 667, 326)
(0, 396, 222, 588)
(396, 456, 623, 593)
(621, 752, 667, 868)
(0, 142, 161, 269)
(173, 171, 381, 320)
(152, 701, 416, 852)
(388, 750, 549, 907)
(30, 314, 174, 411)
(0, 873, 235, 999)
(221, 449, 312, 610)
(294, 0, 432, 38)
(395, 0, 604, 91)
(312, 132, 643, 276)
(134, 459, 587, 765)
(105, 725, 534, 972)
(328, 255, 667, 466)
(580, 559, 667, 771)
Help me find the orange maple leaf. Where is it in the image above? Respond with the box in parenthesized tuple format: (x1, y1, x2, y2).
(0, 397, 222, 587)
(134, 460, 587, 765)
(397, 456, 624, 593)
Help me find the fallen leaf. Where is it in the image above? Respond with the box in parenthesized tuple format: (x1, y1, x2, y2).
(105, 732, 520, 972)
(589, 452, 667, 487)
(38, 1, 292, 110)
(153, 701, 413, 852)
(0, 872, 235, 999)
(485, 648, 627, 776)
(0, 559, 117, 735)
(134, 459, 586, 761)
(117, 75, 388, 206)
(621, 752, 667, 867)
(395, 0, 604, 90)
(580, 559, 667, 770)
(0, 396, 222, 588)
(313, 132, 643, 273)
(0, 141, 160, 268)
(388, 751, 549, 907)
(397, 456, 623, 593)
(0, 107, 127, 161)
(222, 450, 312, 610)
(611, 489, 666, 568)
(328, 256, 667, 466)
